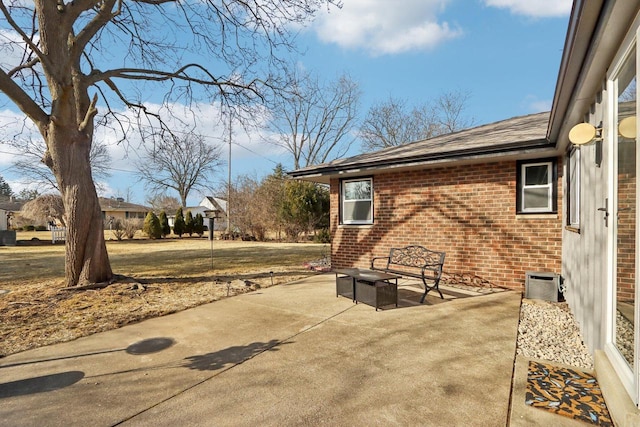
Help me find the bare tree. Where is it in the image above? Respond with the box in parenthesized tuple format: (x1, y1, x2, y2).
(146, 193, 181, 214)
(0, 0, 337, 287)
(136, 132, 223, 207)
(20, 194, 66, 226)
(11, 137, 111, 193)
(228, 175, 263, 240)
(435, 90, 475, 134)
(360, 90, 474, 151)
(268, 69, 360, 169)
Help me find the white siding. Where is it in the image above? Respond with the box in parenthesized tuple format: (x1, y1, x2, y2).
(562, 97, 609, 353)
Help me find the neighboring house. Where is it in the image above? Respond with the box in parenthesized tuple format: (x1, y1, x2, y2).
(199, 196, 229, 232)
(99, 197, 149, 225)
(291, 1, 640, 421)
(0, 198, 24, 229)
(167, 197, 228, 232)
(290, 111, 563, 290)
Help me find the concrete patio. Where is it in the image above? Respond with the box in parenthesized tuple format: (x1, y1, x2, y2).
(0, 273, 587, 426)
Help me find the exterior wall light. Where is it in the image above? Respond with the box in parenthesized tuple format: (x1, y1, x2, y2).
(568, 117, 637, 145)
(618, 116, 637, 139)
(568, 123, 602, 145)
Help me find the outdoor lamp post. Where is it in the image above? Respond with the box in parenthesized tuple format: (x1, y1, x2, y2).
(203, 208, 221, 241)
(203, 208, 221, 270)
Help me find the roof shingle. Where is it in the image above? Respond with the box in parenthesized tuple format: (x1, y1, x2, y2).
(290, 111, 555, 183)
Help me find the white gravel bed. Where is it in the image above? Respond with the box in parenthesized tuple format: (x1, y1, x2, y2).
(517, 298, 594, 370)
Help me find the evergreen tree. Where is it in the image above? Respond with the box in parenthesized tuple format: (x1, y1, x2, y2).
(159, 211, 171, 237)
(173, 207, 186, 237)
(279, 181, 329, 241)
(0, 175, 13, 198)
(184, 210, 194, 236)
(143, 212, 162, 239)
(194, 213, 205, 237)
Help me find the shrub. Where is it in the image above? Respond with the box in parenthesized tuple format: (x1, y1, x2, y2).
(123, 219, 140, 239)
(173, 207, 185, 237)
(34, 225, 47, 231)
(111, 219, 125, 241)
(159, 211, 170, 237)
(143, 212, 162, 239)
(194, 213, 204, 237)
(23, 225, 35, 231)
(314, 228, 331, 243)
(185, 210, 194, 236)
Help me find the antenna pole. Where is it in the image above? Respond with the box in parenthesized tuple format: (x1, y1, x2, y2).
(227, 112, 232, 236)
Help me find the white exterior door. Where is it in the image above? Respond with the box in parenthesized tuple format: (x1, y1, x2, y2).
(607, 39, 640, 404)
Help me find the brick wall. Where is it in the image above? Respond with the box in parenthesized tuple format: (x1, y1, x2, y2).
(617, 160, 636, 303)
(330, 159, 563, 290)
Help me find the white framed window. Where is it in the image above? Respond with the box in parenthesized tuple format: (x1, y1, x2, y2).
(567, 147, 581, 227)
(341, 178, 373, 224)
(517, 160, 556, 213)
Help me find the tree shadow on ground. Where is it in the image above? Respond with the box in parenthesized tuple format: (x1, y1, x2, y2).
(376, 282, 509, 310)
(0, 371, 84, 398)
(183, 339, 289, 371)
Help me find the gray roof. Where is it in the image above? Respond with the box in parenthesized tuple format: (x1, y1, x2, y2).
(0, 198, 25, 212)
(289, 111, 556, 183)
(99, 197, 149, 212)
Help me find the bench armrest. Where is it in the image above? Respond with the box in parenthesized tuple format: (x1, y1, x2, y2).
(371, 256, 390, 270)
(421, 263, 443, 278)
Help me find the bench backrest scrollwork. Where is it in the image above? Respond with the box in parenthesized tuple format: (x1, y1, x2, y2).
(389, 246, 444, 270)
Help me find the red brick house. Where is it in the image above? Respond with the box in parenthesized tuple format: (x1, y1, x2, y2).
(290, 111, 562, 290)
(292, 1, 640, 421)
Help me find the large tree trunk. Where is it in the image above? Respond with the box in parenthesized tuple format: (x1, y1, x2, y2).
(47, 125, 113, 287)
(35, 0, 114, 287)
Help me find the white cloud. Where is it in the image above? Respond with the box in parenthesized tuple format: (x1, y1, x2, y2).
(0, 109, 40, 167)
(483, 0, 572, 18)
(312, 0, 462, 55)
(0, 101, 287, 204)
(522, 95, 552, 113)
(0, 28, 39, 71)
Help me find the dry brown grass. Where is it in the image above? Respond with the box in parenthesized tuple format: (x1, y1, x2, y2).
(0, 232, 329, 357)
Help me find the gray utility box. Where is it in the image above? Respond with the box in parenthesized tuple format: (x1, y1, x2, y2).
(0, 230, 16, 246)
(525, 271, 561, 302)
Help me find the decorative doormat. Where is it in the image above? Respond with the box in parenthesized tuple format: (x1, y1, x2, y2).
(525, 361, 613, 426)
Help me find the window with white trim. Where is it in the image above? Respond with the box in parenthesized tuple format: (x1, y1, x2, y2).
(516, 159, 557, 214)
(341, 178, 373, 224)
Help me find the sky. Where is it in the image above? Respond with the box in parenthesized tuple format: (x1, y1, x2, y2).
(0, 0, 572, 207)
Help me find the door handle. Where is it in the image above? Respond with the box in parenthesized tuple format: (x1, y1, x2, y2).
(598, 205, 609, 227)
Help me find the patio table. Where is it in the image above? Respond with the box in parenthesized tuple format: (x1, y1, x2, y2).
(334, 268, 400, 310)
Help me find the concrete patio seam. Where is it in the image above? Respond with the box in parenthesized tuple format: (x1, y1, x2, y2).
(506, 294, 524, 427)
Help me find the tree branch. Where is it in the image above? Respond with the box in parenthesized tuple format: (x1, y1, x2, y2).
(0, 1, 47, 64)
(72, 0, 119, 58)
(78, 93, 99, 132)
(0, 69, 49, 131)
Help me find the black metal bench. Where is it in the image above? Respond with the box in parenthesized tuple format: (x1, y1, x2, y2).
(371, 245, 446, 303)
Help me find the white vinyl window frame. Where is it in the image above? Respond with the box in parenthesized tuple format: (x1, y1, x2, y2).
(341, 178, 373, 225)
(604, 24, 640, 405)
(520, 161, 554, 213)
